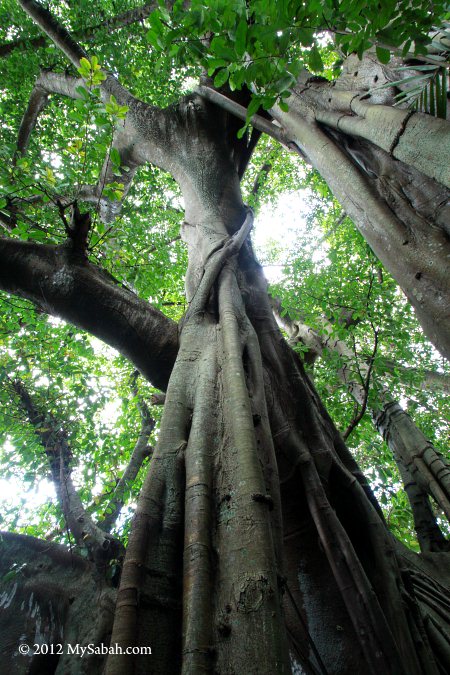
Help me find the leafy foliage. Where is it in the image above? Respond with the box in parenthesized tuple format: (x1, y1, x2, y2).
(370, 22, 450, 118)
(146, 0, 449, 117)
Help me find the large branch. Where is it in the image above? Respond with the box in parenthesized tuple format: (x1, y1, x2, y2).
(8, 375, 124, 563)
(17, 0, 88, 69)
(274, 297, 450, 395)
(16, 1, 175, 201)
(16, 69, 146, 222)
(16, 69, 175, 222)
(309, 88, 450, 188)
(1, 2, 158, 58)
(377, 358, 450, 396)
(0, 237, 178, 390)
(197, 70, 450, 359)
(272, 106, 450, 360)
(196, 85, 292, 148)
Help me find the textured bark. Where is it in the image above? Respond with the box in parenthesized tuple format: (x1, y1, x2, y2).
(269, 57, 450, 359)
(106, 99, 290, 675)
(197, 64, 450, 359)
(103, 93, 450, 673)
(2, 8, 450, 675)
(0, 238, 178, 390)
(374, 403, 450, 523)
(0, 532, 116, 674)
(275, 309, 449, 554)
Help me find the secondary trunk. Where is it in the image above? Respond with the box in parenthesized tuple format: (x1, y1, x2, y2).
(275, 309, 450, 554)
(270, 54, 450, 360)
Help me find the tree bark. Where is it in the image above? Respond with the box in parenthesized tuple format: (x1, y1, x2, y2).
(275, 307, 450, 553)
(0, 238, 178, 390)
(2, 8, 450, 674)
(269, 58, 450, 359)
(0, 531, 116, 674)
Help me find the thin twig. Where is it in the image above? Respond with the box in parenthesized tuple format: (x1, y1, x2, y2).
(343, 326, 379, 439)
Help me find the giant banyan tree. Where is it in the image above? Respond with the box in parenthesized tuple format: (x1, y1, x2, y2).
(0, 1, 449, 674)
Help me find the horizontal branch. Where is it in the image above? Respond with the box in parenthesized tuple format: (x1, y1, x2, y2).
(0, 237, 178, 390)
(377, 358, 450, 395)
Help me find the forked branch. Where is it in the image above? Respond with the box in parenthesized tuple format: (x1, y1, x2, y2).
(6, 373, 123, 563)
(15, 2, 173, 223)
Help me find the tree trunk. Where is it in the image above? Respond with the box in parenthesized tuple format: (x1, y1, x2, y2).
(274, 307, 450, 554)
(269, 54, 450, 360)
(1, 12, 449, 669)
(100, 97, 450, 674)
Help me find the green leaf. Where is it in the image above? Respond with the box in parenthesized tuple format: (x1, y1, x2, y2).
(376, 45, 391, 64)
(78, 57, 91, 74)
(110, 148, 121, 167)
(207, 58, 228, 76)
(213, 68, 229, 88)
(308, 45, 324, 72)
(146, 29, 162, 49)
(75, 86, 90, 100)
(210, 36, 236, 61)
(234, 18, 248, 56)
(148, 11, 164, 35)
(247, 96, 261, 119)
(237, 124, 248, 139)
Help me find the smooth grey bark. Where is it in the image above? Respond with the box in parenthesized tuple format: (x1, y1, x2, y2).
(269, 55, 450, 360)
